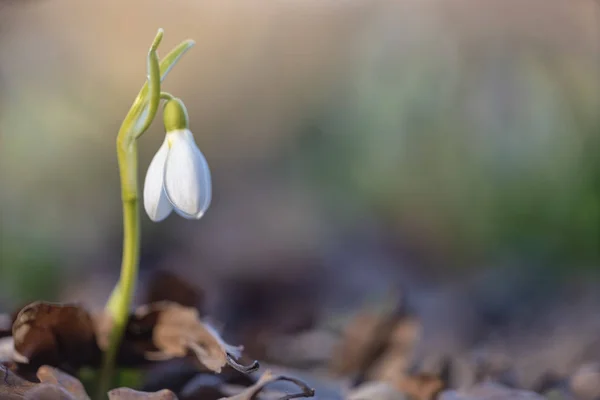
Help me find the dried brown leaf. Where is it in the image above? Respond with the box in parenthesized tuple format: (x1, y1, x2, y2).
(366, 316, 421, 384)
(108, 388, 178, 400)
(36, 365, 90, 400)
(12, 302, 100, 370)
(22, 384, 77, 400)
(135, 302, 258, 374)
(396, 374, 444, 400)
(330, 314, 392, 377)
(0, 364, 36, 399)
(94, 302, 258, 371)
(221, 370, 315, 400)
(330, 297, 408, 378)
(0, 364, 90, 400)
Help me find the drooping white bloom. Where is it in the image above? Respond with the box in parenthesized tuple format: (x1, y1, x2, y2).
(143, 128, 212, 222)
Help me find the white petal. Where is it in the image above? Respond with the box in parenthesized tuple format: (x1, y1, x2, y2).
(164, 129, 212, 219)
(143, 138, 173, 222)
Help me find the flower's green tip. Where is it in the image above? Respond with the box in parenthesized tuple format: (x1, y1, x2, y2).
(151, 28, 165, 52)
(163, 97, 189, 132)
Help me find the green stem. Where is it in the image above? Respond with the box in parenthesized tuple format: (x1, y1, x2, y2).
(97, 137, 140, 399)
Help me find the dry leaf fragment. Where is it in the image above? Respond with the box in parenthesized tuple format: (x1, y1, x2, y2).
(23, 383, 84, 400)
(221, 370, 315, 400)
(22, 384, 77, 400)
(396, 374, 444, 400)
(0, 365, 90, 400)
(367, 316, 421, 385)
(108, 388, 178, 400)
(12, 302, 100, 370)
(0, 364, 37, 399)
(330, 296, 408, 378)
(95, 302, 258, 371)
(135, 302, 258, 374)
(36, 365, 90, 400)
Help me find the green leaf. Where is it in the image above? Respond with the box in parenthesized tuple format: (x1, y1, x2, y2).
(118, 31, 195, 141)
(136, 38, 195, 110)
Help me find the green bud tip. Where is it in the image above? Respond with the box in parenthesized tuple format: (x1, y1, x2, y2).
(163, 97, 189, 132)
(151, 29, 164, 52)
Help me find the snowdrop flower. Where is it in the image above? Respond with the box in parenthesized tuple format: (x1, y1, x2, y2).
(143, 98, 211, 222)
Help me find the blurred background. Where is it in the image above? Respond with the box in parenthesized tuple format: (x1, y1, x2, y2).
(0, 0, 599, 382)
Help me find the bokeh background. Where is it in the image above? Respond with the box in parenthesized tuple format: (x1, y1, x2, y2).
(0, 0, 599, 380)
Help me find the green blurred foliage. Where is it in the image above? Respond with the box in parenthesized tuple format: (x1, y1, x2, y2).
(0, 237, 62, 304)
(297, 46, 600, 270)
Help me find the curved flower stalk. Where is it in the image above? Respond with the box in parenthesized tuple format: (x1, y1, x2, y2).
(143, 97, 212, 222)
(99, 29, 197, 396)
